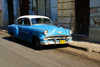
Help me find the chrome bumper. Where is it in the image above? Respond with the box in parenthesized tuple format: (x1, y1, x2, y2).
(40, 41, 74, 45)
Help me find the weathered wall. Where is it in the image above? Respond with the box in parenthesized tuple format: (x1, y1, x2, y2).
(2, 0, 57, 27)
(46, 0, 51, 18)
(29, 0, 36, 15)
(29, 0, 58, 24)
(29, 0, 55, 20)
(0, 0, 3, 27)
(51, 0, 58, 25)
(37, 0, 46, 16)
(89, 0, 100, 42)
(0, 0, 2, 10)
(2, 0, 34, 26)
(2, 0, 20, 25)
(13, 0, 20, 22)
(57, 0, 75, 31)
(2, 0, 9, 27)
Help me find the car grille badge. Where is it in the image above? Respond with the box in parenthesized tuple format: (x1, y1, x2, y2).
(57, 31, 63, 33)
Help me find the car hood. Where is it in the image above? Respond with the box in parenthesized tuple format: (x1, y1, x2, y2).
(31, 24, 70, 36)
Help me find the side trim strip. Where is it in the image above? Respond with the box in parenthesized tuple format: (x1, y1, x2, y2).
(20, 31, 29, 34)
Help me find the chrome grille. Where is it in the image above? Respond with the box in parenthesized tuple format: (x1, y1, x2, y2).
(46, 35, 70, 40)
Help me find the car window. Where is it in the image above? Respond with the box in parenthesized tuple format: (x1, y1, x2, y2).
(31, 18, 52, 25)
(24, 18, 30, 25)
(17, 19, 22, 24)
(44, 19, 51, 24)
(31, 18, 37, 24)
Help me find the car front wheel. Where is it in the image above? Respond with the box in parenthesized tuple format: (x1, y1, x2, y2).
(32, 37, 43, 50)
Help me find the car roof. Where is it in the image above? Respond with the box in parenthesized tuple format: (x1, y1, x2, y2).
(17, 15, 50, 20)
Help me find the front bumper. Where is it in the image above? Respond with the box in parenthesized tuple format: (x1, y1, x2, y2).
(40, 40, 74, 45)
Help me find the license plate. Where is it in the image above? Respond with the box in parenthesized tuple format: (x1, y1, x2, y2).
(60, 40, 65, 44)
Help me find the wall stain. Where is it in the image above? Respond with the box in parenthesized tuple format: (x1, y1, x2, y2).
(92, 17, 100, 26)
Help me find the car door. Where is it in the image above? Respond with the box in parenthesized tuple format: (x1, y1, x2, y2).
(17, 18, 24, 39)
(20, 18, 31, 42)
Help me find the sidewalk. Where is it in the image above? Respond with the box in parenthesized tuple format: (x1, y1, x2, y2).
(0, 27, 100, 54)
(0, 27, 7, 33)
(70, 40, 100, 53)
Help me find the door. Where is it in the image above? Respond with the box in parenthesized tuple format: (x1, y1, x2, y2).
(19, 0, 29, 16)
(7, 0, 14, 25)
(20, 18, 31, 41)
(17, 18, 31, 41)
(75, 0, 90, 35)
(0, 10, 3, 26)
(37, 0, 46, 16)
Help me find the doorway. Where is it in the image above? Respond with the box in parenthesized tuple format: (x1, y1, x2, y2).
(7, 0, 14, 25)
(37, 0, 51, 18)
(19, 0, 29, 16)
(75, 0, 90, 35)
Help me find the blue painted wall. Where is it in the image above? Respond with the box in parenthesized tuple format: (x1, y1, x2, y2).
(51, 0, 57, 20)
(29, 0, 35, 15)
(51, 0, 57, 25)
(2, 0, 9, 27)
(13, 0, 20, 21)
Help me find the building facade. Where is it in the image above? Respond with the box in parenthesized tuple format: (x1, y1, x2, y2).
(1, 0, 100, 42)
(89, 0, 100, 42)
(2, 0, 57, 27)
(57, 0, 100, 43)
(57, 0, 89, 34)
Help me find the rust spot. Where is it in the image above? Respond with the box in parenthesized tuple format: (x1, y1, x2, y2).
(90, 8, 98, 14)
(92, 17, 100, 26)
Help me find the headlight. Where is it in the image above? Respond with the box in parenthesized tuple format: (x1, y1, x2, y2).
(69, 30, 73, 34)
(44, 30, 48, 35)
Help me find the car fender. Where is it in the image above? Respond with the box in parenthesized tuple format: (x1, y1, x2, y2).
(8, 25, 19, 37)
(31, 30, 45, 41)
(13, 26, 19, 37)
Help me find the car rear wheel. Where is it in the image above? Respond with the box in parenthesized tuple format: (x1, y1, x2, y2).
(32, 37, 43, 50)
(11, 34, 16, 41)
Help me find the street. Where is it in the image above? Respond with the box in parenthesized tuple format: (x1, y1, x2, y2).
(0, 31, 100, 67)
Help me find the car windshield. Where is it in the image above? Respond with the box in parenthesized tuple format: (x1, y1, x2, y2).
(31, 18, 52, 25)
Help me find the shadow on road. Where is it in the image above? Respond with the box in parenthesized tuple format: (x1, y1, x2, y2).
(2, 36, 69, 50)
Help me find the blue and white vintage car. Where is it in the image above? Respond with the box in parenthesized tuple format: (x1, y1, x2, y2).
(8, 15, 73, 49)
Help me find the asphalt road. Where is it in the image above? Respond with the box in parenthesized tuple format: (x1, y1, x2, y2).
(0, 31, 100, 67)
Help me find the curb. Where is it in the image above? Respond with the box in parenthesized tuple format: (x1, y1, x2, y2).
(69, 44, 100, 54)
(68, 45, 87, 52)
